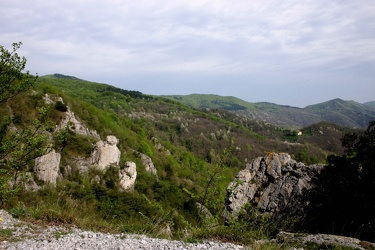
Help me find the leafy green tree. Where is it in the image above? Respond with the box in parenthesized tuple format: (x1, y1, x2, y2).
(301, 121, 375, 241)
(0, 42, 36, 104)
(0, 42, 49, 201)
(197, 147, 233, 226)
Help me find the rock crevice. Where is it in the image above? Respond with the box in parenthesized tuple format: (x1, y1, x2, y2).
(222, 153, 324, 221)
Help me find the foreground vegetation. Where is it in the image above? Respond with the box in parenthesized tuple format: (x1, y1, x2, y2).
(1, 42, 374, 248)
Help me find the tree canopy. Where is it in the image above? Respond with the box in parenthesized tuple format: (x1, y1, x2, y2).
(301, 121, 375, 241)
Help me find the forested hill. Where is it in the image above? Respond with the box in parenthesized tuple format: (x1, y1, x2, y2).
(37, 74, 357, 164)
(164, 94, 375, 129)
(2, 42, 374, 248)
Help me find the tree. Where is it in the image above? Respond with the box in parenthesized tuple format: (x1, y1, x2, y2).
(0, 42, 36, 104)
(0, 42, 49, 202)
(301, 121, 375, 241)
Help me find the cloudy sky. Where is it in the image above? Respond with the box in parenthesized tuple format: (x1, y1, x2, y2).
(1, 0, 374, 107)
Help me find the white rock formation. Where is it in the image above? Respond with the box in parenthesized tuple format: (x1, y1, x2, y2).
(43, 94, 100, 139)
(34, 150, 61, 186)
(91, 135, 121, 171)
(56, 108, 100, 139)
(140, 153, 158, 179)
(118, 161, 137, 192)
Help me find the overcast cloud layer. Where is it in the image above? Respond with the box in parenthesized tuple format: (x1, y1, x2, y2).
(1, 0, 374, 107)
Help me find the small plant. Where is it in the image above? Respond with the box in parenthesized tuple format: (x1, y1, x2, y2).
(0, 229, 14, 241)
(54, 231, 71, 239)
(9, 206, 26, 219)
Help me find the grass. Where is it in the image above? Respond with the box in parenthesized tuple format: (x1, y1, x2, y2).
(0, 229, 14, 241)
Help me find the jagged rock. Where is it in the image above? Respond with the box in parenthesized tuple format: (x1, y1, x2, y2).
(44, 94, 100, 140)
(14, 172, 40, 191)
(118, 161, 137, 192)
(72, 156, 91, 174)
(222, 153, 324, 221)
(196, 202, 216, 227)
(61, 165, 72, 178)
(140, 153, 158, 179)
(34, 150, 61, 186)
(91, 135, 121, 172)
(56, 107, 100, 139)
(277, 231, 374, 250)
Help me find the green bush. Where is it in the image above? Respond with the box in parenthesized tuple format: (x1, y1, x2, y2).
(54, 101, 68, 112)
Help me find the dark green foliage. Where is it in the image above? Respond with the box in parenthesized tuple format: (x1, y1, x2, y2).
(53, 73, 80, 80)
(301, 121, 375, 241)
(101, 85, 145, 99)
(55, 128, 94, 157)
(54, 101, 67, 112)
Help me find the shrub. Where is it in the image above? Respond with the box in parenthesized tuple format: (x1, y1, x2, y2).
(54, 101, 68, 112)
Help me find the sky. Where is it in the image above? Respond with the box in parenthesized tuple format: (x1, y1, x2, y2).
(1, 0, 375, 107)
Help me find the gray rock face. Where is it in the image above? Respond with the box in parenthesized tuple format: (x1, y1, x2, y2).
(140, 153, 158, 179)
(44, 94, 100, 140)
(14, 172, 40, 191)
(118, 161, 137, 192)
(34, 150, 61, 186)
(222, 153, 324, 221)
(91, 136, 121, 172)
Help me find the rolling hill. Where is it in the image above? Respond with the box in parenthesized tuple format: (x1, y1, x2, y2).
(164, 94, 375, 128)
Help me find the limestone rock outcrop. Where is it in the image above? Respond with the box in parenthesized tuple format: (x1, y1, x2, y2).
(118, 161, 137, 192)
(91, 135, 121, 171)
(140, 153, 158, 179)
(14, 172, 40, 191)
(34, 150, 61, 186)
(222, 153, 324, 221)
(44, 94, 100, 139)
(56, 107, 100, 139)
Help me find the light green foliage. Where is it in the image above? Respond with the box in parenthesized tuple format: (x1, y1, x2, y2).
(0, 107, 51, 180)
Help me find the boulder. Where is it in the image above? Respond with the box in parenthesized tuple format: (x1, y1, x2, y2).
(34, 150, 61, 186)
(277, 231, 374, 250)
(118, 161, 137, 192)
(91, 136, 121, 172)
(222, 153, 324, 221)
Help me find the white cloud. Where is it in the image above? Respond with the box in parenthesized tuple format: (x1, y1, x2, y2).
(1, 0, 374, 106)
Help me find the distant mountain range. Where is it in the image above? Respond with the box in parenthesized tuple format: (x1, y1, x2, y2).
(163, 94, 375, 129)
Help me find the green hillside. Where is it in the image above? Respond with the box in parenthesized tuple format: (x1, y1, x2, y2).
(164, 94, 255, 111)
(164, 94, 375, 129)
(2, 44, 374, 248)
(305, 98, 375, 128)
(364, 101, 375, 108)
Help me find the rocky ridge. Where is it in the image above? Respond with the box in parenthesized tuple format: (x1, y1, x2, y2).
(30, 95, 161, 192)
(223, 153, 324, 221)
